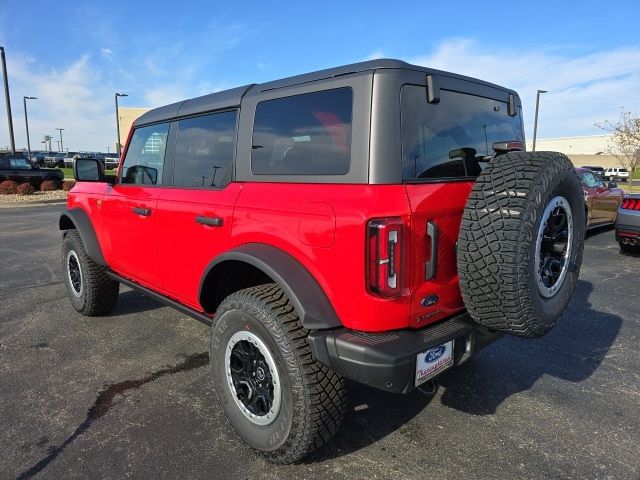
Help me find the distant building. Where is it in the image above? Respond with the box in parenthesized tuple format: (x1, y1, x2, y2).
(117, 107, 150, 152)
(526, 134, 626, 168)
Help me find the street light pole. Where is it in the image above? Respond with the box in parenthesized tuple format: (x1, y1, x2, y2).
(56, 127, 64, 152)
(115, 92, 128, 155)
(532, 89, 547, 152)
(1, 46, 16, 153)
(23, 96, 37, 161)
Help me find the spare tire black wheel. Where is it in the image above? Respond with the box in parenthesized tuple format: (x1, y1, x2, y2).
(457, 151, 585, 338)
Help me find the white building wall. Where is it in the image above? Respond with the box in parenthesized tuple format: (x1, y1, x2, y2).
(525, 134, 614, 155)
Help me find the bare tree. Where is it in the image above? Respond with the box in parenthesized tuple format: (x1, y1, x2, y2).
(595, 109, 640, 174)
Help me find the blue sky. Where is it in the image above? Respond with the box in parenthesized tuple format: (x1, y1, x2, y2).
(1, 0, 639, 151)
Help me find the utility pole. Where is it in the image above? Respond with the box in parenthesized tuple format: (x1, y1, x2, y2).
(115, 92, 128, 155)
(23, 96, 37, 160)
(56, 127, 64, 152)
(1, 46, 16, 153)
(532, 89, 547, 152)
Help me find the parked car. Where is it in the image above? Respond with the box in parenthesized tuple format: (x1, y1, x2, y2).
(104, 155, 120, 169)
(615, 194, 640, 253)
(30, 151, 48, 167)
(582, 165, 605, 177)
(604, 167, 629, 182)
(63, 152, 78, 168)
(60, 59, 585, 463)
(44, 152, 66, 168)
(576, 167, 624, 228)
(0, 153, 64, 188)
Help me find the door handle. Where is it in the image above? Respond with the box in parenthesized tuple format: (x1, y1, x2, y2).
(195, 215, 223, 227)
(425, 220, 438, 280)
(132, 207, 151, 216)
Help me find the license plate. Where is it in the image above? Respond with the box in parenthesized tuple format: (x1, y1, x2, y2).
(415, 341, 454, 386)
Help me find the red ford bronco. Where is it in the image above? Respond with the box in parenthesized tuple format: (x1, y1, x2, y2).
(60, 60, 585, 463)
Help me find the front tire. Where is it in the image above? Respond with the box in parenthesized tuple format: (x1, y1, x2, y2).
(210, 284, 346, 464)
(62, 230, 119, 315)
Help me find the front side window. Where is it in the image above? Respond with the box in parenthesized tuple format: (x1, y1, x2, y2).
(581, 171, 604, 188)
(251, 87, 353, 175)
(401, 86, 524, 181)
(172, 111, 237, 188)
(120, 123, 170, 185)
(9, 157, 31, 169)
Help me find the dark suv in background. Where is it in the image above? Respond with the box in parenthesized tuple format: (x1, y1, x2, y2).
(0, 153, 64, 188)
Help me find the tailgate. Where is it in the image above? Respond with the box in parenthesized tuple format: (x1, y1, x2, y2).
(405, 182, 473, 328)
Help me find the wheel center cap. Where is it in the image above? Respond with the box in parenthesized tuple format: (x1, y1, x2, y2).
(256, 366, 266, 381)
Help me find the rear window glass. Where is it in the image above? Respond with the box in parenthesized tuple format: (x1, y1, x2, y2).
(121, 123, 170, 185)
(172, 111, 237, 188)
(251, 88, 352, 175)
(401, 86, 524, 181)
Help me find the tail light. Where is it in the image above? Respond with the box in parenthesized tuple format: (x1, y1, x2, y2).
(367, 218, 404, 298)
(622, 199, 640, 210)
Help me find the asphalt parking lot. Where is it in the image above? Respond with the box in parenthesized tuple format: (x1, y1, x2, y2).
(1, 204, 639, 479)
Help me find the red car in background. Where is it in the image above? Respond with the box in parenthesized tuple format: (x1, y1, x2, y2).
(576, 167, 624, 228)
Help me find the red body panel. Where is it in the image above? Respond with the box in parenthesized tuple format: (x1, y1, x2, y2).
(155, 185, 243, 309)
(68, 177, 470, 333)
(404, 182, 472, 328)
(100, 185, 163, 290)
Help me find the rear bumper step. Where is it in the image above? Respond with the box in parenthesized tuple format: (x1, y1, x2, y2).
(308, 313, 502, 394)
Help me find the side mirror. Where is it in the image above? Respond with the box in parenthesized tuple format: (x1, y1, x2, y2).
(608, 181, 617, 189)
(74, 158, 106, 182)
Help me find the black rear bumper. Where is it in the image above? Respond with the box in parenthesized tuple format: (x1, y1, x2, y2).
(308, 313, 502, 394)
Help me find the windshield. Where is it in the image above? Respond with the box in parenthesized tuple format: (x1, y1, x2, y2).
(401, 86, 524, 181)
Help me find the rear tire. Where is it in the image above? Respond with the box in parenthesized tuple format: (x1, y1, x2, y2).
(62, 230, 119, 315)
(210, 284, 346, 464)
(457, 151, 585, 338)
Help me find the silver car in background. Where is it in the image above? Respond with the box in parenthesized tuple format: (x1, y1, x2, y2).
(616, 193, 640, 253)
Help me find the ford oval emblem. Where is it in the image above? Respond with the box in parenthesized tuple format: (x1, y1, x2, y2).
(425, 345, 446, 363)
(421, 294, 439, 307)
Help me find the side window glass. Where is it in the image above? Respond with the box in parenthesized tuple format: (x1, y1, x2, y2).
(582, 172, 598, 188)
(251, 88, 353, 175)
(172, 111, 237, 188)
(9, 158, 31, 169)
(120, 123, 170, 185)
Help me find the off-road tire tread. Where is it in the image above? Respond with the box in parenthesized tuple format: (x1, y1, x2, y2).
(63, 229, 119, 315)
(457, 151, 584, 338)
(213, 283, 346, 464)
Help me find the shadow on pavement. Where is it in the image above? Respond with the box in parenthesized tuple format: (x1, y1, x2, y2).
(438, 279, 620, 415)
(307, 381, 435, 462)
(110, 289, 164, 316)
(310, 279, 620, 460)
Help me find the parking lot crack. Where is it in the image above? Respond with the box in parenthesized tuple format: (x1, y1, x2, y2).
(16, 351, 209, 480)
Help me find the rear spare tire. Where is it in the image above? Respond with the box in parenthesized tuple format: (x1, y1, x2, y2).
(457, 151, 585, 338)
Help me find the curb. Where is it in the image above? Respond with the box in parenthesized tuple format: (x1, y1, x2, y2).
(0, 199, 66, 209)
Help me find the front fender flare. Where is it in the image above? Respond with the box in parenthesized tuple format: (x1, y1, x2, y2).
(199, 243, 342, 330)
(58, 208, 107, 266)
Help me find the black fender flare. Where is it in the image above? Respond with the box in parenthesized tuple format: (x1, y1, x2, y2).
(58, 208, 107, 266)
(199, 243, 342, 330)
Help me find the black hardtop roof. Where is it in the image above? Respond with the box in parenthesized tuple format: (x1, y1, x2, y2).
(134, 59, 518, 127)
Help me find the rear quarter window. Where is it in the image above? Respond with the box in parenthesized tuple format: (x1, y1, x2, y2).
(401, 86, 524, 181)
(251, 87, 353, 175)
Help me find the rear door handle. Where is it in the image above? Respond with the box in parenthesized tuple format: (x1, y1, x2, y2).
(425, 220, 438, 280)
(195, 215, 223, 227)
(132, 207, 151, 216)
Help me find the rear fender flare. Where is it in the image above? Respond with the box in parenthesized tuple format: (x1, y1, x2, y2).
(199, 243, 342, 330)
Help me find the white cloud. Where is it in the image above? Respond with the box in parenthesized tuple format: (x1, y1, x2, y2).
(408, 39, 640, 139)
(144, 84, 189, 107)
(364, 50, 386, 61)
(100, 47, 113, 58)
(0, 53, 116, 152)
